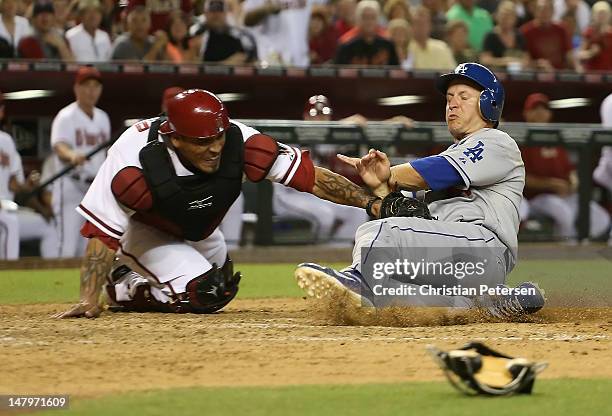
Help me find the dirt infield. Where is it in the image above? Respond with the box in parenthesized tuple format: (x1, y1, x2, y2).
(1, 298, 610, 398)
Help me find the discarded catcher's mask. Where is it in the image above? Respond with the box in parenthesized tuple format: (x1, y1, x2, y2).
(427, 342, 548, 396)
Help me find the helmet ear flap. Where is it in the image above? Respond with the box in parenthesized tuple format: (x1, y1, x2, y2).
(479, 89, 499, 124)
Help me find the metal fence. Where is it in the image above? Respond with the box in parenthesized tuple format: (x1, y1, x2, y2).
(238, 120, 612, 244)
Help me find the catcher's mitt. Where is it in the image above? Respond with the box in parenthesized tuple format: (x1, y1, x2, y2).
(379, 191, 433, 219)
(427, 342, 548, 396)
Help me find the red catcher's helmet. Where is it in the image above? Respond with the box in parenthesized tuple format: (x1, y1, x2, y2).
(160, 89, 230, 139)
(303, 95, 332, 119)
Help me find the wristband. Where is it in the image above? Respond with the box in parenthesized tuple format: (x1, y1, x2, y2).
(365, 196, 382, 218)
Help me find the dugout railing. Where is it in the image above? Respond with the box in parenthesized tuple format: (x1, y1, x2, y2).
(236, 120, 612, 245)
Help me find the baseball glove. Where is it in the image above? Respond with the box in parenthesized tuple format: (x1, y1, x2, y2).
(379, 191, 433, 219)
(427, 342, 548, 396)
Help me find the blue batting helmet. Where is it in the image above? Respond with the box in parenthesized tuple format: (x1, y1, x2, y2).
(436, 63, 505, 128)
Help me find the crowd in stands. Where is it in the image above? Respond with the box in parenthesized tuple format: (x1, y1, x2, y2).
(0, 0, 609, 70)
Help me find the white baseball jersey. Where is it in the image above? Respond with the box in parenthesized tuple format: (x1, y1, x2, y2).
(0, 130, 24, 200)
(50, 102, 111, 180)
(77, 119, 309, 242)
(594, 93, 612, 193)
(65, 24, 113, 62)
(430, 128, 525, 260)
(243, 0, 318, 66)
(0, 130, 58, 259)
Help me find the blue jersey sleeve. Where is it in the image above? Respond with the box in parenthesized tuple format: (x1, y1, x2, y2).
(410, 155, 463, 191)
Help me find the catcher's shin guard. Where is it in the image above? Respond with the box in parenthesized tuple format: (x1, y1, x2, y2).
(179, 256, 242, 313)
(427, 342, 548, 396)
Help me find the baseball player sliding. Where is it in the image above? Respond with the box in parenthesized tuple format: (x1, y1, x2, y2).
(296, 63, 546, 319)
(56, 89, 380, 318)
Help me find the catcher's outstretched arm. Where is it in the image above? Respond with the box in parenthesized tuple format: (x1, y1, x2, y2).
(389, 163, 428, 192)
(312, 167, 380, 216)
(53, 238, 116, 319)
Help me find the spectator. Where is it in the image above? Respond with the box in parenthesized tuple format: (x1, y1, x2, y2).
(334, 0, 398, 65)
(126, 0, 192, 33)
(422, 0, 447, 40)
(52, 0, 75, 33)
(99, 0, 122, 38)
(17, 0, 74, 60)
(383, 0, 411, 23)
(243, 0, 312, 67)
(517, 0, 537, 27)
(190, 0, 242, 32)
(16, 0, 29, 16)
(66, 0, 111, 62)
(478, 0, 500, 15)
(409, 5, 456, 70)
(334, 0, 356, 38)
(553, 0, 590, 34)
(0, 0, 32, 56)
(309, 6, 337, 64)
(520, 0, 574, 70)
(163, 10, 199, 62)
(192, 0, 257, 64)
(480, 0, 529, 71)
(578, 1, 612, 71)
(446, 0, 494, 51)
(561, 7, 581, 49)
(445, 19, 477, 63)
(593, 92, 612, 244)
(388, 18, 413, 69)
(110, 6, 166, 61)
(521, 93, 610, 241)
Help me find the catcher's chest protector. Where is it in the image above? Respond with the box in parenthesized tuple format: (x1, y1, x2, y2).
(138, 120, 244, 241)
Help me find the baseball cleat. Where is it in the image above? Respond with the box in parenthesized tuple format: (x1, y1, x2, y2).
(295, 263, 374, 307)
(486, 282, 546, 319)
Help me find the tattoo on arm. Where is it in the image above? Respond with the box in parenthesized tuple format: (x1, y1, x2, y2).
(312, 167, 372, 208)
(80, 238, 116, 302)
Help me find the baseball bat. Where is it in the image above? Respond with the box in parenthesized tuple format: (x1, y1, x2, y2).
(14, 136, 115, 205)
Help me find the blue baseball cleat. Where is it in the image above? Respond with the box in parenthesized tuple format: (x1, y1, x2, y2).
(486, 282, 546, 319)
(295, 263, 374, 307)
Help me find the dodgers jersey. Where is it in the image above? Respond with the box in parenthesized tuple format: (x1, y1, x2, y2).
(77, 119, 308, 241)
(429, 128, 525, 261)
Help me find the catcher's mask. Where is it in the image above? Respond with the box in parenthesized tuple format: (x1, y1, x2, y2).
(427, 342, 548, 396)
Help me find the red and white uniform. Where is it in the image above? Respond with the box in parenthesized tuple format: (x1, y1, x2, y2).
(594, 93, 612, 243)
(0, 130, 58, 259)
(523, 146, 610, 239)
(0, 130, 22, 260)
(77, 119, 313, 301)
(50, 102, 110, 258)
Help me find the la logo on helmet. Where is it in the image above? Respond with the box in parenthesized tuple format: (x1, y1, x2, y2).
(455, 64, 469, 74)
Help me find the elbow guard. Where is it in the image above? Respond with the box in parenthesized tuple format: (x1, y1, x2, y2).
(244, 134, 279, 182)
(287, 150, 315, 193)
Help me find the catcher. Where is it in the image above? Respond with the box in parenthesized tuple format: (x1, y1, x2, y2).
(296, 63, 546, 319)
(55, 89, 379, 318)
